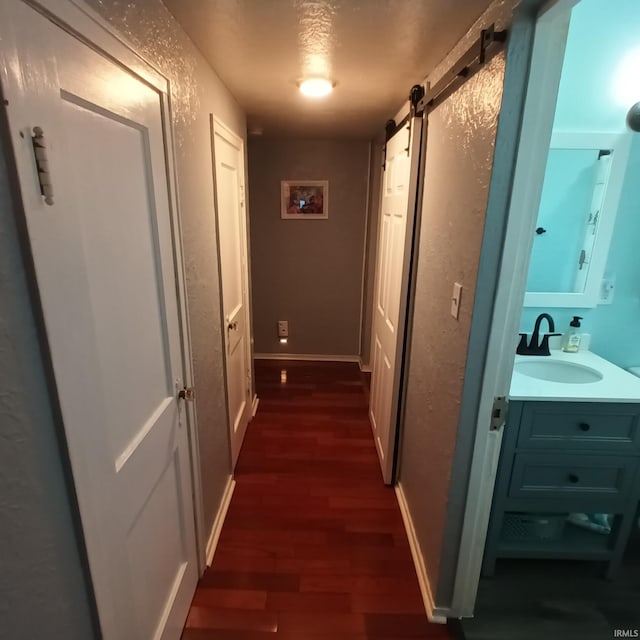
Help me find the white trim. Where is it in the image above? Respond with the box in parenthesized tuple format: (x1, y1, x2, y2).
(251, 394, 259, 417)
(395, 484, 448, 624)
(359, 358, 372, 373)
(205, 476, 236, 567)
(254, 353, 360, 363)
(450, 1, 574, 616)
(162, 52, 207, 577)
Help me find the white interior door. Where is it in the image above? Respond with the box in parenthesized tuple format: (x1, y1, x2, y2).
(212, 118, 252, 468)
(0, 3, 198, 638)
(370, 124, 413, 483)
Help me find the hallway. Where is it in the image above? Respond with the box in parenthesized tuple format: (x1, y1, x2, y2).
(181, 360, 452, 639)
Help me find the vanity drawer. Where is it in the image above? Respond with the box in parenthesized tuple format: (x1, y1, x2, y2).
(508, 453, 638, 501)
(517, 402, 640, 452)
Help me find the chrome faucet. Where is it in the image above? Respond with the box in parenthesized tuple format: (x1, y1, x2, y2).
(516, 313, 561, 356)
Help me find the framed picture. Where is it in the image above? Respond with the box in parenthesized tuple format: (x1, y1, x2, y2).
(281, 180, 328, 219)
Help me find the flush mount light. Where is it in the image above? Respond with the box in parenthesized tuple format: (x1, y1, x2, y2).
(299, 78, 334, 98)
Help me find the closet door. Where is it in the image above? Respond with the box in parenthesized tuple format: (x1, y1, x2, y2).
(0, 2, 198, 637)
(369, 119, 421, 483)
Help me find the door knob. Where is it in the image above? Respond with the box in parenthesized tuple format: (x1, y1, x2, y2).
(178, 386, 195, 401)
(228, 321, 238, 331)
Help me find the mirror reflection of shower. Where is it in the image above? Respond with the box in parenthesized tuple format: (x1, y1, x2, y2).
(523, 132, 632, 309)
(526, 146, 612, 295)
(573, 149, 610, 293)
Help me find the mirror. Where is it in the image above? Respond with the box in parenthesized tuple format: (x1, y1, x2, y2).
(524, 132, 632, 308)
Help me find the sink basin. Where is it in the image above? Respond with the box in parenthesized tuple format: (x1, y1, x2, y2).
(514, 359, 603, 384)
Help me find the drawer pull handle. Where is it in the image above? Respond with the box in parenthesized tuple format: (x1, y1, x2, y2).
(568, 473, 580, 484)
(578, 422, 591, 432)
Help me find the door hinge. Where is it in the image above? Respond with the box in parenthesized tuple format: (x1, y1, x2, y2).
(31, 127, 54, 205)
(490, 396, 508, 431)
(178, 386, 195, 401)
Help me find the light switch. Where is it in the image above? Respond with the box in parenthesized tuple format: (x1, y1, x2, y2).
(599, 276, 615, 304)
(451, 283, 462, 320)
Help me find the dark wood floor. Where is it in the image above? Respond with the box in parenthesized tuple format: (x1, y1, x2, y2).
(182, 360, 452, 639)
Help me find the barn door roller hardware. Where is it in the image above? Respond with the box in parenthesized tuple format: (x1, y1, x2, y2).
(383, 25, 505, 165)
(415, 24, 507, 116)
(382, 85, 426, 168)
(384, 85, 425, 144)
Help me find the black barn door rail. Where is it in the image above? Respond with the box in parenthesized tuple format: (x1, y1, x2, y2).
(417, 24, 508, 116)
(382, 24, 506, 167)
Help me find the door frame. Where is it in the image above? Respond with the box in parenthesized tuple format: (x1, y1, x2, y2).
(210, 115, 254, 468)
(4, 0, 208, 576)
(447, 0, 580, 617)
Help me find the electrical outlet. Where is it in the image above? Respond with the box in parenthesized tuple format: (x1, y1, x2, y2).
(277, 320, 289, 337)
(451, 283, 462, 320)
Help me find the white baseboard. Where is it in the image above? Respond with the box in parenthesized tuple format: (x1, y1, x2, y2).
(358, 357, 372, 373)
(395, 483, 449, 624)
(251, 394, 259, 417)
(205, 476, 236, 567)
(254, 353, 359, 363)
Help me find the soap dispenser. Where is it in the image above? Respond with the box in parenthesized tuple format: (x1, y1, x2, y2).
(562, 316, 583, 353)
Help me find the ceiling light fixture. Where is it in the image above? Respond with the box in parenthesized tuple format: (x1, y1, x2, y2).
(299, 78, 334, 98)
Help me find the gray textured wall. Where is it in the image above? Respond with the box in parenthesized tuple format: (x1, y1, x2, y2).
(1, 1, 246, 637)
(84, 0, 247, 537)
(397, 0, 510, 603)
(248, 137, 370, 357)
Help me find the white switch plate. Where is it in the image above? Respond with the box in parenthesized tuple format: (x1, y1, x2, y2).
(451, 282, 462, 320)
(599, 276, 615, 305)
(277, 320, 289, 337)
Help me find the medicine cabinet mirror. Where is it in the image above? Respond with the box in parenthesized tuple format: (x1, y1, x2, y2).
(524, 132, 632, 308)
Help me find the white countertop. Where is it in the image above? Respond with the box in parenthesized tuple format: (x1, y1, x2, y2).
(509, 349, 640, 402)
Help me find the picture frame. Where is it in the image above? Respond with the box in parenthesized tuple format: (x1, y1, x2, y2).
(281, 180, 329, 219)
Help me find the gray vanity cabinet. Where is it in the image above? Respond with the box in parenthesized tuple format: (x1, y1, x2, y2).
(482, 401, 640, 578)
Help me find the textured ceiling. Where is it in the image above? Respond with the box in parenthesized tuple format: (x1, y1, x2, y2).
(162, 0, 494, 139)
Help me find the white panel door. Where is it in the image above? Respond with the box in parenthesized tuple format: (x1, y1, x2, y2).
(212, 119, 252, 467)
(0, 3, 197, 638)
(370, 124, 413, 483)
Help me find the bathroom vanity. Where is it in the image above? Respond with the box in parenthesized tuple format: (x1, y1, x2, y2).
(482, 350, 640, 578)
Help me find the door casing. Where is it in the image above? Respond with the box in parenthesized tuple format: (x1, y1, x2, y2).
(447, 0, 580, 617)
(210, 116, 254, 468)
(0, 0, 208, 603)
